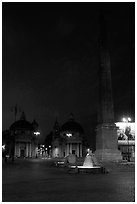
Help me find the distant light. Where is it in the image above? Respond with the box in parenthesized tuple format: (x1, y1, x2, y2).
(45, 148, 47, 150)
(34, 131, 40, 136)
(128, 117, 131, 122)
(122, 118, 127, 122)
(66, 133, 72, 137)
(42, 145, 45, 148)
(49, 145, 51, 148)
(122, 117, 131, 122)
(2, 145, 5, 150)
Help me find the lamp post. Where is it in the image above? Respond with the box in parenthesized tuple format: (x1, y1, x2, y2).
(49, 145, 51, 157)
(34, 131, 40, 158)
(122, 117, 131, 162)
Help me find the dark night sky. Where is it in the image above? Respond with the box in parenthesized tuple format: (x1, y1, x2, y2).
(2, 2, 135, 144)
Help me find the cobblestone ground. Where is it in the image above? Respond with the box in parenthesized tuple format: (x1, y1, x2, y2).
(2, 158, 135, 202)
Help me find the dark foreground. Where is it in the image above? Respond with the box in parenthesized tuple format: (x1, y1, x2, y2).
(2, 158, 135, 202)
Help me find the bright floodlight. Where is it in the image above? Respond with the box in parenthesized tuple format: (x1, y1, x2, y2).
(122, 118, 127, 122)
(34, 131, 40, 136)
(2, 144, 5, 150)
(66, 133, 72, 137)
(128, 117, 131, 122)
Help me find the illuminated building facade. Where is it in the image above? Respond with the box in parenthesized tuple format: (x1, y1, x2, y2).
(115, 122, 135, 161)
(5, 112, 39, 158)
(45, 114, 86, 158)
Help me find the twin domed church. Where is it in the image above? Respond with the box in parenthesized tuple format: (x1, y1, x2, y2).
(3, 112, 87, 159)
(45, 113, 87, 158)
(3, 112, 39, 158)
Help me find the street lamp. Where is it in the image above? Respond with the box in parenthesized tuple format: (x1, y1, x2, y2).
(48, 145, 52, 157)
(34, 131, 40, 136)
(122, 117, 131, 162)
(34, 132, 40, 158)
(2, 144, 5, 150)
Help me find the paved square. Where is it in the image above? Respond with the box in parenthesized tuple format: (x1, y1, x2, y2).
(2, 158, 135, 202)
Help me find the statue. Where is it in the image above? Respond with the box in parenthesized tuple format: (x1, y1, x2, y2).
(83, 150, 99, 167)
(83, 150, 94, 167)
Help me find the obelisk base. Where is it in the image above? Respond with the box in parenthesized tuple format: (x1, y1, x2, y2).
(95, 149, 122, 163)
(95, 123, 122, 163)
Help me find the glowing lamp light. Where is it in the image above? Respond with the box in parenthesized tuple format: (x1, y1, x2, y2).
(66, 133, 72, 137)
(2, 145, 5, 150)
(122, 118, 127, 122)
(128, 117, 131, 122)
(122, 117, 131, 123)
(34, 131, 40, 136)
(49, 145, 51, 148)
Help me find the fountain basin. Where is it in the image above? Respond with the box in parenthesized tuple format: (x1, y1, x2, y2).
(55, 161, 65, 167)
(71, 166, 101, 168)
(68, 165, 104, 174)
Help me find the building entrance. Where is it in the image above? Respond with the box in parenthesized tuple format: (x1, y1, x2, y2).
(72, 150, 76, 155)
(20, 149, 25, 157)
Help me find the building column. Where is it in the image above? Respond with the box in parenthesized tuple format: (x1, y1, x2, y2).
(29, 143, 31, 157)
(70, 144, 72, 154)
(67, 143, 69, 156)
(28, 142, 30, 157)
(31, 143, 34, 157)
(28, 143, 29, 157)
(14, 143, 16, 157)
(16, 143, 18, 157)
(77, 144, 79, 157)
(80, 143, 82, 157)
(26, 143, 28, 157)
(79, 143, 81, 157)
(18, 143, 20, 157)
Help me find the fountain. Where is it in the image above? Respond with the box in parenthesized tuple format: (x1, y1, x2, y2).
(55, 151, 105, 173)
(70, 151, 102, 173)
(83, 153, 94, 167)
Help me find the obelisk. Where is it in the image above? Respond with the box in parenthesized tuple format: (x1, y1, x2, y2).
(95, 14, 122, 162)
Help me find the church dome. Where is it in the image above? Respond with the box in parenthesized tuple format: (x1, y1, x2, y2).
(61, 115, 84, 134)
(10, 112, 34, 131)
(10, 120, 33, 131)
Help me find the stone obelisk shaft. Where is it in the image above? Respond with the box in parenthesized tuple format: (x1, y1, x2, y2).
(98, 14, 114, 124)
(95, 14, 122, 162)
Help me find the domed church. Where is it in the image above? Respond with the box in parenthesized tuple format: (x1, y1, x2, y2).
(51, 114, 85, 158)
(9, 112, 39, 158)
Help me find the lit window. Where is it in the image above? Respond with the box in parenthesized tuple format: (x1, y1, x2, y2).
(34, 131, 40, 136)
(66, 133, 72, 137)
